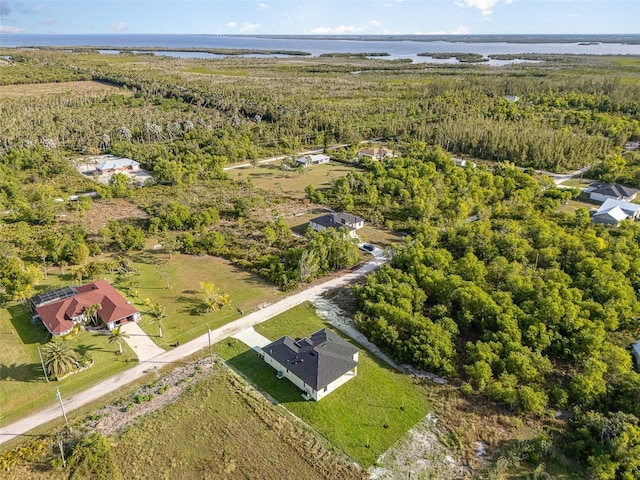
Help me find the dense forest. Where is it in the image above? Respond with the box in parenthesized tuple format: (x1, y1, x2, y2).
(326, 147, 640, 477)
(1, 48, 640, 477)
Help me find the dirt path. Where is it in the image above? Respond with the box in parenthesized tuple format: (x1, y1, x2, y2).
(0, 255, 387, 446)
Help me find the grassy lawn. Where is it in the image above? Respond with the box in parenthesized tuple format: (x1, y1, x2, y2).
(110, 374, 362, 480)
(0, 251, 281, 427)
(213, 303, 431, 466)
(116, 251, 282, 349)
(557, 198, 600, 213)
(559, 178, 591, 188)
(227, 161, 358, 199)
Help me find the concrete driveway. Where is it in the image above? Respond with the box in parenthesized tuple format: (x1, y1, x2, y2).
(120, 322, 165, 362)
(232, 327, 271, 352)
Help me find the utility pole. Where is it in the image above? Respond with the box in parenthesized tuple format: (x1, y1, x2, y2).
(56, 387, 71, 433)
(206, 323, 213, 365)
(37, 346, 49, 383)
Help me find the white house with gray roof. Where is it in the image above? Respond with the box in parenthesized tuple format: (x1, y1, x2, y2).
(296, 153, 330, 167)
(310, 212, 364, 238)
(262, 328, 359, 401)
(591, 198, 640, 226)
(95, 156, 140, 175)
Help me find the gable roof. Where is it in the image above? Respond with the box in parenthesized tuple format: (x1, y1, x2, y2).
(591, 183, 638, 199)
(596, 198, 640, 216)
(95, 157, 139, 171)
(310, 212, 364, 231)
(33, 280, 138, 334)
(592, 205, 629, 224)
(264, 328, 358, 390)
(358, 147, 392, 157)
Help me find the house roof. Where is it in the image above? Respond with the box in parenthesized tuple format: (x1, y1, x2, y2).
(311, 212, 364, 231)
(297, 153, 330, 163)
(264, 329, 358, 390)
(358, 147, 392, 157)
(633, 341, 640, 356)
(596, 198, 640, 216)
(592, 205, 629, 224)
(34, 280, 138, 334)
(95, 157, 139, 171)
(591, 183, 638, 199)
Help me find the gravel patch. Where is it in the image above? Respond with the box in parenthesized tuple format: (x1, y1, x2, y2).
(84, 357, 216, 436)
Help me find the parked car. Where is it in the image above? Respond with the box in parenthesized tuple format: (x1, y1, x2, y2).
(361, 243, 375, 252)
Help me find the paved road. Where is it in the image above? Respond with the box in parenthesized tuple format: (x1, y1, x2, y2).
(0, 255, 386, 446)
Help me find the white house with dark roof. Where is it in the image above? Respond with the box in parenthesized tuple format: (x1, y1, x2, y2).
(296, 153, 330, 167)
(309, 212, 364, 238)
(589, 183, 638, 203)
(262, 328, 359, 401)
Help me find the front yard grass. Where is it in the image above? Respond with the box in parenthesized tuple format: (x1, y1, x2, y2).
(213, 303, 431, 467)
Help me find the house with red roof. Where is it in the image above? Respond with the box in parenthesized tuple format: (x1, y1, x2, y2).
(30, 280, 140, 336)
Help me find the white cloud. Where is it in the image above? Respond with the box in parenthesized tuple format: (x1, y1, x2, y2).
(452, 25, 470, 34)
(0, 25, 26, 33)
(310, 25, 365, 34)
(18, 3, 43, 14)
(455, 0, 511, 16)
(41, 16, 58, 25)
(370, 20, 380, 27)
(240, 22, 261, 32)
(110, 21, 128, 32)
(257, 2, 269, 10)
(226, 21, 237, 28)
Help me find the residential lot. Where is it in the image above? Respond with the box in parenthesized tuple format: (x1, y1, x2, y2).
(227, 161, 358, 199)
(0, 251, 282, 427)
(213, 303, 431, 467)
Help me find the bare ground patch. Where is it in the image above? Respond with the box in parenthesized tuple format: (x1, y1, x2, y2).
(59, 198, 149, 235)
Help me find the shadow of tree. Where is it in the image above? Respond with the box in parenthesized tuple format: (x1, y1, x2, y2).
(75, 343, 103, 356)
(0, 362, 41, 382)
(7, 304, 50, 345)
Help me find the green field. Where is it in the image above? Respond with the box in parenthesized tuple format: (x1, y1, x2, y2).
(213, 303, 431, 466)
(0, 251, 282, 427)
(228, 161, 358, 199)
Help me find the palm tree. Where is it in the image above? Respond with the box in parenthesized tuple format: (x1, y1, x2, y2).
(42, 338, 79, 379)
(149, 303, 167, 338)
(108, 327, 130, 354)
(83, 303, 102, 327)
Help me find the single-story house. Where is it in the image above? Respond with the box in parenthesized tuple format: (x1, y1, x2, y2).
(632, 341, 640, 371)
(357, 147, 394, 161)
(95, 156, 140, 175)
(309, 212, 364, 238)
(591, 198, 640, 226)
(504, 95, 520, 102)
(262, 328, 359, 401)
(31, 279, 140, 336)
(589, 183, 638, 203)
(296, 153, 330, 167)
